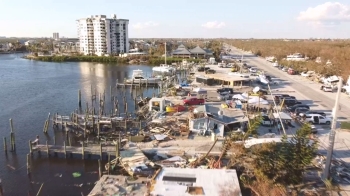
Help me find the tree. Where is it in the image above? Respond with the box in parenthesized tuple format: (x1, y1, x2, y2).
(253, 124, 317, 185)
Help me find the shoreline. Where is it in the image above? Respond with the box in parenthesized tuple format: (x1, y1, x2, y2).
(23, 54, 203, 65)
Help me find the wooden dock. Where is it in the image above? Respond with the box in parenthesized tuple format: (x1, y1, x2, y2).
(31, 143, 120, 160)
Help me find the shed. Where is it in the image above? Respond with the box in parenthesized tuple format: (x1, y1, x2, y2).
(149, 98, 166, 112)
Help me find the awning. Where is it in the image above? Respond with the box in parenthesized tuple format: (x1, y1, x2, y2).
(273, 112, 292, 120)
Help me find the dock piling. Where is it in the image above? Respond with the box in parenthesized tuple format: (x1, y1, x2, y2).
(63, 141, 67, 159)
(98, 159, 102, 179)
(53, 136, 56, 145)
(82, 142, 85, 160)
(9, 119, 15, 152)
(78, 89, 82, 108)
(26, 153, 30, 175)
(46, 141, 49, 157)
(107, 153, 111, 175)
(3, 137, 7, 153)
(99, 143, 103, 160)
(29, 140, 33, 155)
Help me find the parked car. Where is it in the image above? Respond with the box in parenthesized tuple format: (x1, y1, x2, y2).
(217, 94, 233, 101)
(304, 114, 331, 125)
(301, 72, 310, 77)
(183, 98, 205, 105)
(217, 88, 234, 94)
(288, 104, 310, 112)
(205, 69, 216, 74)
(299, 111, 327, 117)
(292, 107, 310, 116)
(321, 86, 333, 92)
(249, 68, 257, 73)
(274, 94, 296, 102)
(197, 67, 205, 72)
(283, 98, 302, 107)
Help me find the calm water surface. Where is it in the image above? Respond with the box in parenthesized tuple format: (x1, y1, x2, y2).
(0, 54, 155, 195)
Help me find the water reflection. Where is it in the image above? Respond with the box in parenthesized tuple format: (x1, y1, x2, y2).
(0, 55, 155, 195)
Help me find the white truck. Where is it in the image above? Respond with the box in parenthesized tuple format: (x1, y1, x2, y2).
(304, 114, 331, 125)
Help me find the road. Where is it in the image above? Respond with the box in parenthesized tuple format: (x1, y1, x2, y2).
(224, 44, 350, 121)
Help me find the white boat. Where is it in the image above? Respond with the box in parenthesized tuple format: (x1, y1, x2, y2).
(126, 69, 160, 84)
(257, 74, 269, 85)
(286, 53, 305, 61)
(152, 64, 176, 74)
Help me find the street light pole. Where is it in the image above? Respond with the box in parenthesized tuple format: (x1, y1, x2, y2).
(322, 78, 342, 180)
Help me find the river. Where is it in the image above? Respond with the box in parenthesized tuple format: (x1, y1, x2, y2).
(0, 54, 155, 195)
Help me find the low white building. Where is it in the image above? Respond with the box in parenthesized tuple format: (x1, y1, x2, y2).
(0, 43, 10, 51)
(151, 168, 242, 196)
(24, 40, 37, 46)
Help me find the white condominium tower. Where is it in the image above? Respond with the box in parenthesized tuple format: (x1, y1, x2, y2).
(77, 14, 129, 56)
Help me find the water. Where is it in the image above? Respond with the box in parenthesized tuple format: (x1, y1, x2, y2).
(0, 54, 156, 195)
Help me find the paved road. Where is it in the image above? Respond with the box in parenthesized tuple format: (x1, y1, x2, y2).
(224, 44, 350, 121)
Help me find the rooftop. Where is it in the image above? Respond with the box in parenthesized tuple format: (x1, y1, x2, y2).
(194, 103, 245, 124)
(88, 175, 148, 196)
(150, 168, 242, 196)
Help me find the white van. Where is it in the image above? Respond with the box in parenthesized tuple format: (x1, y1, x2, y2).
(304, 114, 331, 125)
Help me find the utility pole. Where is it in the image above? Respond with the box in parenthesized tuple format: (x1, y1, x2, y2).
(322, 78, 342, 180)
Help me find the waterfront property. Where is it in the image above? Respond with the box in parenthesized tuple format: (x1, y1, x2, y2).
(189, 104, 245, 137)
(150, 168, 242, 196)
(77, 14, 129, 56)
(171, 44, 213, 59)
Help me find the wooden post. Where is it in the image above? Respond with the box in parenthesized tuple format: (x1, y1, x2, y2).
(29, 140, 33, 155)
(82, 142, 85, 160)
(115, 142, 119, 157)
(43, 120, 48, 133)
(27, 153, 30, 175)
(46, 141, 49, 157)
(97, 121, 100, 138)
(68, 135, 71, 146)
(99, 143, 103, 160)
(53, 136, 56, 145)
(146, 79, 148, 88)
(78, 89, 82, 108)
(107, 153, 111, 175)
(139, 121, 142, 130)
(3, 137, 7, 153)
(84, 121, 87, 138)
(9, 119, 15, 152)
(110, 85, 112, 101)
(63, 141, 67, 159)
(98, 159, 102, 179)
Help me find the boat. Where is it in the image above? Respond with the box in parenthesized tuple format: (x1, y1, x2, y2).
(256, 74, 270, 85)
(126, 69, 160, 84)
(286, 53, 305, 61)
(152, 42, 176, 75)
(152, 64, 176, 74)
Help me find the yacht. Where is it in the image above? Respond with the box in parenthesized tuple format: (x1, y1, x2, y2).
(126, 69, 160, 84)
(256, 73, 270, 85)
(286, 53, 305, 61)
(152, 64, 176, 74)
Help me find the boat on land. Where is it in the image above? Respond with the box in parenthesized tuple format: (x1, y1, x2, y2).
(126, 69, 160, 84)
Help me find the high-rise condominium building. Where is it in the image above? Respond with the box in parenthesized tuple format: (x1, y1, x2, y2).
(76, 14, 129, 56)
(53, 32, 59, 40)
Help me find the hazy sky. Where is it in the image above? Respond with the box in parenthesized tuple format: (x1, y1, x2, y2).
(0, 0, 349, 38)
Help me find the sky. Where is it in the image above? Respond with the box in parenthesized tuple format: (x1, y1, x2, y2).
(0, 0, 350, 38)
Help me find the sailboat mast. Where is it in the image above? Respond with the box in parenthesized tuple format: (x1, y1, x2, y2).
(165, 42, 167, 65)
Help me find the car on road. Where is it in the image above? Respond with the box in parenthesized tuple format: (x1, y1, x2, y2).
(217, 88, 234, 94)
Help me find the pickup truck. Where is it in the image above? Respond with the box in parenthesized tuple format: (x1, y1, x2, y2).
(183, 98, 205, 105)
